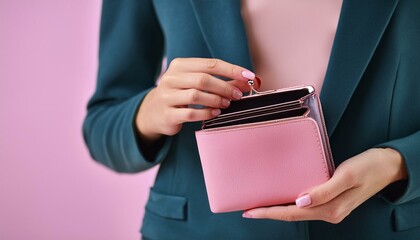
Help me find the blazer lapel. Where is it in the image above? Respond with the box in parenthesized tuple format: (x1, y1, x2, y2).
(321, 0, 399, 136)
(190, 0, 253, 70)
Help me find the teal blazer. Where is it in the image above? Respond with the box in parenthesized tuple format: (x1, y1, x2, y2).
(83, 0, 420, 239)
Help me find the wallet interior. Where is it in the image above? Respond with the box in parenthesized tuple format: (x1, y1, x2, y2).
(203, 88, 311, 130)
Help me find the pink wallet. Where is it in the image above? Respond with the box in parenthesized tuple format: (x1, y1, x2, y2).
(195, 85, 334, 213)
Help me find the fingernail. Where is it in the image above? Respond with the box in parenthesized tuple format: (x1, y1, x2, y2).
(242, 70, 255, 80)
(222, 98, 231, 107)
(233, 90, 243, 100)
(211, 109, 221, 116)
(242, 212, 253, 218)
(255, 76, 262, 87)
(295, 194, 311, 208)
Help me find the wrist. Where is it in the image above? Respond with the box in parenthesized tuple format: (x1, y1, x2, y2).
(375, 148, 408, 183)
(135, 89, 163, 143)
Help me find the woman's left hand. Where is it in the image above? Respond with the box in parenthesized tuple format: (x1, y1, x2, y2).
(242, 148, 407, 224)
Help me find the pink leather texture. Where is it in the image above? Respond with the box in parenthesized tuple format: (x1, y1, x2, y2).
(195, 117, 330, 213)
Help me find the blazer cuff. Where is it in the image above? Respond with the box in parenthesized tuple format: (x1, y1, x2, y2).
(83, 87, 173, 173)
(376, 130, 420, 204)
(126, 88, 173, 171)
(130, 88, 173, 166)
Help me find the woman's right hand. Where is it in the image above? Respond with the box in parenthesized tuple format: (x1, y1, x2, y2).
(135, 58, 259, 143)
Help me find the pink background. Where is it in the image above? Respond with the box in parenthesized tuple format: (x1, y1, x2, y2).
(0, 1, 157, 239)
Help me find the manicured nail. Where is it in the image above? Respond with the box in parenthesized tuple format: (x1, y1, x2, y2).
(222, 98, 231, 107)
(211, 109, 221, 116)
(242, 70, 255, 80)
(233, 90, 243, 100)
(242, 212, 253, 218)
(255, 76, 262, 87)
(295, 194, 311, 208)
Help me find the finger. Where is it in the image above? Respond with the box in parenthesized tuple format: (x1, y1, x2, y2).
(244, 188, 359, 224)
(296, 168, 356, 208)
(165, 73, 262, 93)
(164, 73, 244, 100)
(172, 107, 221, 124)
(243, 205, 318, 222)
(169, 89, 231, 109)
(168, 58, 255, 81)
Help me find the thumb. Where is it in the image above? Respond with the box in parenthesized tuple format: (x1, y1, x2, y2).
(295, 170, 354, 208)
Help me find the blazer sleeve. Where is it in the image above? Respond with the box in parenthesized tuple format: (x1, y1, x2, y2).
(376, 130, 420, 204)
(82, 0, 172, 173)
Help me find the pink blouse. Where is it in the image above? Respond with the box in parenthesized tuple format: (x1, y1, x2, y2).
(241, 0, 343, 93)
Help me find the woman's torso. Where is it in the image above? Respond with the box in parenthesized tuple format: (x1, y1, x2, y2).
(141, 1, 420, 239)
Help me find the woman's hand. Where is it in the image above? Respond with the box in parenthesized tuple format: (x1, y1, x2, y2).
(243, 148, 407, 223)
(136, 58, 259, 143)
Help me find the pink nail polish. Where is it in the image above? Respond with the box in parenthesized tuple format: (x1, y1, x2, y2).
(242, 212, 253, 218)
(295, 194, 311, 208)
(241, 70, 255, 80)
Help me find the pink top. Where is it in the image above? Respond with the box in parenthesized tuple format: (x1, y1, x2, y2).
(241, 0, 342, 93)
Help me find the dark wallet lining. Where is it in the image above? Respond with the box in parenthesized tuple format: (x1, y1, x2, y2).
(205, 101, 302, 125)
(202, 88, 311, 130)
(203, 107, 308, 129)
(220, 88, 310, 114)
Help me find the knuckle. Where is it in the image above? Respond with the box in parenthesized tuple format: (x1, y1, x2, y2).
(188, 89, 200, 103)
(341, 168, 357, 187)
(206, 110, 215, 119)
(164, 125, 182, 136)
(319, 189, 333, 203)
(230, 65, 236, 77)
(184, 109, 196, 121)
(161, 75, 177, 88)
(197, 74, 208, 89)
(169, 58, 183, 69)
(159, 75, 170, 86)
(223, 84, 233, 97)
(206, 58, 219, 69)
(329, 214, 345, 224)
(161, 126, 172, 135)
(325, 206, 343, 223)
(162, 128, 174, 136)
